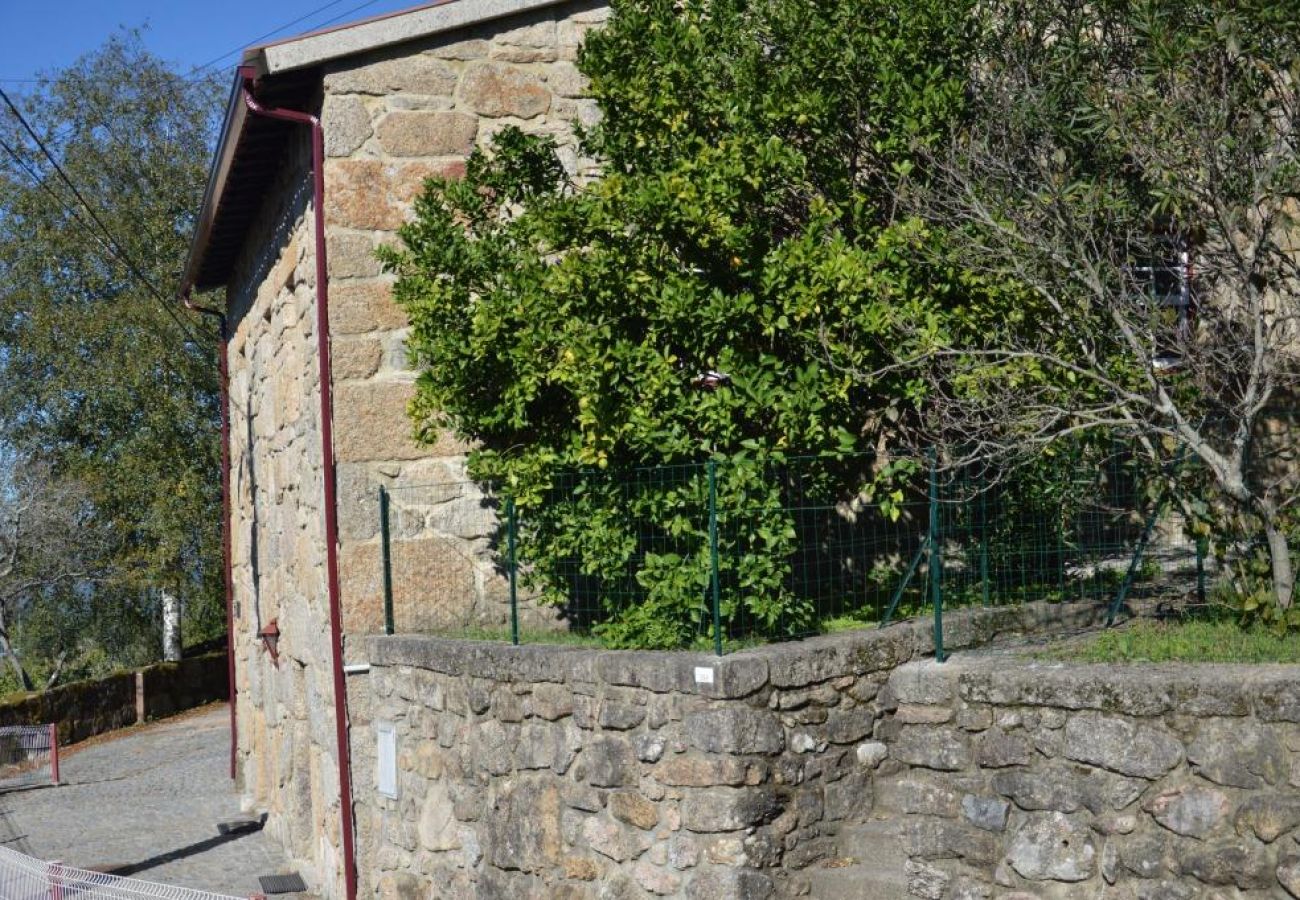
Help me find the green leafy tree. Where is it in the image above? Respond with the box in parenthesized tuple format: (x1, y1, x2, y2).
(0, 35, 226, 674)
(385, 0, 983, 646)
(900, 0, 1300, 622)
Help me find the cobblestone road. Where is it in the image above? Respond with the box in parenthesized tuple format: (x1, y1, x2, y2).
(0, 704, 294, 897)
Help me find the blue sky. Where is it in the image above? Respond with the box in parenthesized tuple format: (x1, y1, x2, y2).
(0, 0, 425, 87)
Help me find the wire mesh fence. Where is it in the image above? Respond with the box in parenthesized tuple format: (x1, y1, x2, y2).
(0, 846, 244, 900)
(0, 725, 58, 791)
(376, 445, 1222, 657)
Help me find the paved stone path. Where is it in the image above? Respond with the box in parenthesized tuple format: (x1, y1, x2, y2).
(0, 704, 294, 897)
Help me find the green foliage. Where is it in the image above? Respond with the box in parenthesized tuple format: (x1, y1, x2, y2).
(385, 0, 983, 646)
(0, 35, 226, 677)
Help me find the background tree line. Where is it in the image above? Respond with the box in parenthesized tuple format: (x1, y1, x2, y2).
(0, 36, 226, 691)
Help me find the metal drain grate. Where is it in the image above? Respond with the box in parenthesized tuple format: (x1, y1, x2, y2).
(258, 873, 307, 894)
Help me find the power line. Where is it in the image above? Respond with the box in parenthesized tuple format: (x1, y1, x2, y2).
(0, 87, 206, 348)
(182, 0, 358, 78)
(0, 136, 205, 374)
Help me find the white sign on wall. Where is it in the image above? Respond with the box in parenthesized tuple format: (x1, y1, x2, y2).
(376, 722, 398, 799)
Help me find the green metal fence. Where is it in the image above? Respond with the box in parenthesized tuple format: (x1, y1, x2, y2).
(375, 446, 1211, 658)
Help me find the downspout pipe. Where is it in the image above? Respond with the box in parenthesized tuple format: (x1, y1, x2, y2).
(239, 67, 358, 900)
(180, 289, 237, 782)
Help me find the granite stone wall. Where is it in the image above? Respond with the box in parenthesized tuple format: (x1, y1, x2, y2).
(361, 607, 1300, 899)
(225, 130, 347, 897)
(321, 0, 609, 637)
(878, 658, 1300, 900)
(358, 604, 1107, 900)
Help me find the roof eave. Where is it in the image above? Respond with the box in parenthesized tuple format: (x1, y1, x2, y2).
(181, 67, 254, 293)
(256, 0, 570, 75)
(183, 0, 577, 293)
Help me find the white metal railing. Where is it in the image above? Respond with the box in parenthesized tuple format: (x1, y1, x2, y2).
(0, 847, 244, 900)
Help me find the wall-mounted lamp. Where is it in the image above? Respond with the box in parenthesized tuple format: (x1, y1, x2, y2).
(258, 619, 281, 667)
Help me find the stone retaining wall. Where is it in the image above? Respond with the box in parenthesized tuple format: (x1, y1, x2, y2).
(0, 652, 229, 746)
(359, 603, 1105, 899)
(877, 658, 1300, 899)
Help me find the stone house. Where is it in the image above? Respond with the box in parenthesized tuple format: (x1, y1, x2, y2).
(180, 2, 607, 896)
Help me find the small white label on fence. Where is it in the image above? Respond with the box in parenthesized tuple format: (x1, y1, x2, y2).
(376, 722, 398, 799)
(693, 666, 715, 685)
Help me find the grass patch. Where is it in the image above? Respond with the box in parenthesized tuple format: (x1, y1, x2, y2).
(429, 626, 606, 648)
(1036, 618, 1300, 664)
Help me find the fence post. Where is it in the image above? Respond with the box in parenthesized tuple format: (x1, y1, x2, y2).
(48, 723, 58, 786)
(707, 460, 723, 657)
(507, 497, 520, 647)
(979, 486, 990, 607)
(47, 862, 62, 900)
(1196, 535, 1207, 606)
(379, 486, 394, 636)
(929, 449, 945, 663)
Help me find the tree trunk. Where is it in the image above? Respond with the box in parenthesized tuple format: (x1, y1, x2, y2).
(0, 632, 33, 693)
(1263, 518, 1294, 611)
(161, 590, 183, 662)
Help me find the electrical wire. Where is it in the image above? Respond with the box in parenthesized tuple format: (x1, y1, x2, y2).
(182, 0, 359, 78)
(0, 135, 206, 374)
(0, 87, 207, 348)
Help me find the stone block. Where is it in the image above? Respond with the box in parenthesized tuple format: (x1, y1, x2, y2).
(375, 111, 478, 157)
(578, 735, 637, 787)
(1063, 711, 1183, 779)
(1278, 854, 1300, 899)
(1234, 795, 1300, 843)
(684, 707, 784, 755)
(1175, 838, 1272, 890)
(976, 727, 1033, 768)
(527, 682, 573, 721)
(581, 814, 654, 862)
(891, 726, 971, 772)
(1188, 720, 1289, 788)
(457, 62, 551, 118)
(336, 463, 381, 542)
(427, 39, 490, 60)
(1118, 829, 1167, 878)
(334, 381, 456, 462)
(685, 869, 774, 900)
(488, 779, 563, 873)
(992, 761, 1141, 815)
(609, 791, 659, 831)
(1146, 784, 1232, 838)
(547, 61, 588, 97)
(876, 774, 960, 817)
(330, 279, 407, 335)
(680, 787, 783, 833)
(328, 232, 385, 279)
(1006, 812, 1096, 882)
(326, 158, 465, 231)
(904, 859, 949, 900)
(326, 55, 458, 96)
(332, 337, 384, 381)
(653, 754, 747, 788)
(324, 94, 374, 157)
(1256, 680, 1300, 722)
(631, 860, 680, 897)
(902, 819, 999, 865)
(962, 794, 1010, 832)
(598, 701, 646, 731)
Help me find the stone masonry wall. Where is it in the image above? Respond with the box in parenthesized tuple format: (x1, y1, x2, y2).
(876, 658, 1300, 900)
(321, 0, 609, 638)
(226, 132, 346, 898)
(359, 604, 1106, 900)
